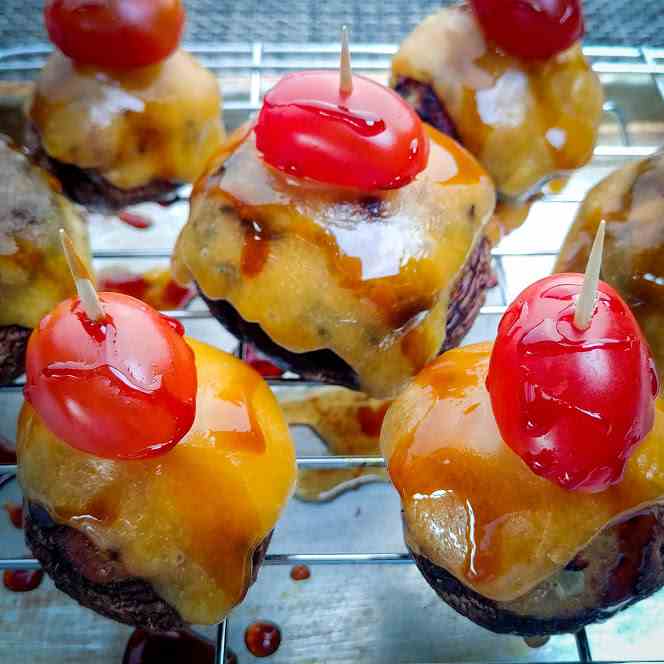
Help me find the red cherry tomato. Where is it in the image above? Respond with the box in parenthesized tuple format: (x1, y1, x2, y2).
(44, 0, 185, 69)
(486, 274, 659, 493)
(254, 71, 429, 190)
(470, 0, 584, 60)
(24, 293, 197, 460)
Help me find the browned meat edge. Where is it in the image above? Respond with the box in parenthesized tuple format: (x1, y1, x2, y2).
(407, 505, 664, 636)
(202, 236, 494, 389)
(24, 124, 180, 211)
(25, 501, 273, 631)
(393, 77, 459, 141)
(0, 325, 30, 386)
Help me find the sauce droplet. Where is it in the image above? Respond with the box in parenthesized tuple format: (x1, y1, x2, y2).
(241, 344, 283, 378)
(4, 502, 23, 529)
(3, 569, 43, 592)
(357, 402, 390, 438)
(118, 211, 154, 230)
(290, 564, 311, 581)
(245, 621, 282, 657)
(122, 629, 238, 664)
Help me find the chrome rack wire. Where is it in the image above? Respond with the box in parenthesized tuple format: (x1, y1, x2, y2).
(1, 42, 664, 663)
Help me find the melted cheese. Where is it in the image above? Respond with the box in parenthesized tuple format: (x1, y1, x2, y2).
(281, 387, 390, 501)
(29, 50, 225, 190)
(391, 5, 604, 198)
(0, 139, 90, 329)
(381, 342, 664, 602)
(555, 153, 664, 382)
(17, 338, 296, 625)
(173, 126, 495, 398)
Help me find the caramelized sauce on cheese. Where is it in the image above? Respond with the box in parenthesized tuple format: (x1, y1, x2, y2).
(174, 126, 495, 397)
(0, 140, 90, 329)
(17, 338, 296, 624)
(391, 5, 603, 198)
(555, 153, 664, 382)
(29, 50, 225, 190)
(381, 342, 664, 602)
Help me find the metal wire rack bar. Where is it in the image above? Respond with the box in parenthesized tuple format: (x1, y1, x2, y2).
(1, 40, 663, 664)
(0, 456, 386, 475)
(0, 553, 413, 572)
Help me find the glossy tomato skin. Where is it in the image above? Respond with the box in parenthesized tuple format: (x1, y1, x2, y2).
(254, 71, 429, 191)
(44, 0, 185, 69)
(486, 274, 659, 493)
(24, 293, 197, 460)
(470, 0, 584, 60)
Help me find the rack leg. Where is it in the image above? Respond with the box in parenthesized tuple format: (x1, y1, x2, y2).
(215, 618, 228, 664)
(575, 628, 592, 662)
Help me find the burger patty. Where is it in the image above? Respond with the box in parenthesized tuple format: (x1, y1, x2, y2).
(393, 77, 459, 141)
(202, 236, 494, 389)
(0, 325, 30, 386)
(24, 125, 180, 211)
(406, 505, 664, 636)
(25, 501, 273, 631)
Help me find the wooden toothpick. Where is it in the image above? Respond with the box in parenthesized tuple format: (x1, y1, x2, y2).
(574, 220, 606, 330)
(59, 228, 105, 322)
(339, 26, 353, 96)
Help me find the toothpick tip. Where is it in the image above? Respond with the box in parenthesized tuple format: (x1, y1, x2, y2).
(574, 219, 606, 330)
(339, 25, 353, 96)
(60, 228, 105, 322)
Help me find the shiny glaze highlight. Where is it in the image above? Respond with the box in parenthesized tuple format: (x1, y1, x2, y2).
(174, 125, 495, 397)
(381, 343, 664, 602)
(18, 338, 297, 624)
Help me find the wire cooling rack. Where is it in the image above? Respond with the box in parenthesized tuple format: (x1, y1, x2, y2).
(0, 42, 663, 663)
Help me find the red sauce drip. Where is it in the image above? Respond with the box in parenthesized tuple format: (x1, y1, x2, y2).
(4, 502, 23, 529)
(604, 514, 657, 606)
(98, 270, 196, 311)
(242, 345, 283, 378)
(290, 564, 311, 581)
(118, 211, 154, 230)
(161, 280, 196, 310)
(122, 629, 237, 664)
(0, 435, 17, 465)
(357, 402, 391, 438)
(241, 220, 270, 277)
(3, 569, 43, 592)
(98, 273, 148, 301)
(245, 621, 282, 658)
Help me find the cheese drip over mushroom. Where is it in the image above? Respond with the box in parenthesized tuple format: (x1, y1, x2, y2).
(29, 49, 225, 190)
(18, 339, 297, 625)
(391, 5, 603, 198)
(381, 343, 664, 602)
(173, 126, 495, 398)
(0, 138, 90, 329)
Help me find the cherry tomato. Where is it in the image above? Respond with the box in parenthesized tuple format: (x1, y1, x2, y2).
(470, 0, 584, 60)
(254, 71, 429, 190)
(44, 0, 185, 69)
(486, 274, 658, 493)
(24, 292, 197, 460)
